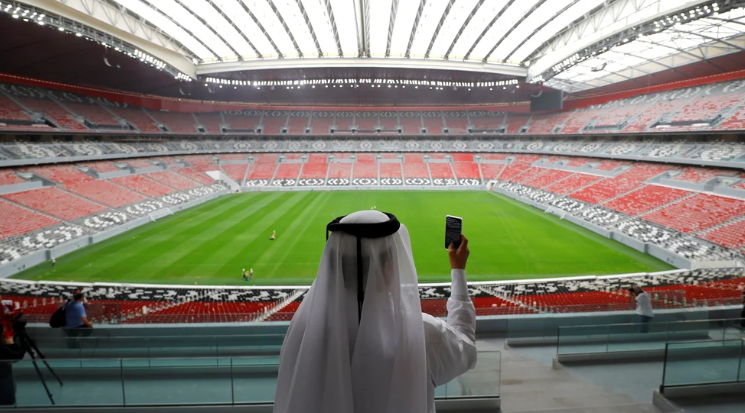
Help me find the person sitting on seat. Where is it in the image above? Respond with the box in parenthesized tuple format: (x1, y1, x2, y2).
(270, 230, 277, 240)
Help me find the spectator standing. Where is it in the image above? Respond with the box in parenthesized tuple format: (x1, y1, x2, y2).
(274, 210, 476, 413)
(631, 286, 654, 333)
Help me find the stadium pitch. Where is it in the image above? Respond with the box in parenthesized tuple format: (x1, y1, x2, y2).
(12, 191, 674, 285)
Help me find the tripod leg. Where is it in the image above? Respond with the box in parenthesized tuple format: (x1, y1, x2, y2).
(26, 353, 55, 406)
(22, 333, 63, 386)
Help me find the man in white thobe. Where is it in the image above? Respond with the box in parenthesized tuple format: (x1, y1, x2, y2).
(274, 210, 476, 413)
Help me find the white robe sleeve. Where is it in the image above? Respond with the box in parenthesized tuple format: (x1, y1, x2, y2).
(423, 269, 477, 387)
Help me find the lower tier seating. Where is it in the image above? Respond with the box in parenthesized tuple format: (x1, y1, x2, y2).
(642, 194, 745, 233)
(65, 180, 146, 207)
(0, 199, 59, 239)
(3, 187, 106, 220)
(111, 175, 175, 197)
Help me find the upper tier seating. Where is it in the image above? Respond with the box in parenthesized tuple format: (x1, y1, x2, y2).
(262, 115, 287, 134)
(112, 108, 161, 132)
(669, 94, 743, 124)
(0, 199, 59, 239)
(149, 111, 198, 133)
(4, 187, 107, 220)
(194, 113, 224, 133)
(274, 164, 302, 179)
(0, 172, 24, 186)
(5, 77, 745, 137)
(528, 112, 573, 134)
(355, 116, 377, 131)
(592, 104, 648, 128)
(111, 175, 175, 197)
(65, 103, 119, 127)
(422, 116, 443, 133)
(24, 165, 94, 185)
(604, 185, 692, 215)
(625, 101, 679, 132)
(287, 116, 308, 134)
(428, 163, 453, 179)
(544, 173, 601, 195)
(470, 115, 502, 131)
(12, 95, 87, 130)
(175, 168, 214, 185)
(310, 115, 333, 134)
(65, 180, 146, 207)
(571, 165, 669, 204)
(642, 194, 745, 233)
(505, 115, 529, 133)
(444, 115, 468, 133)
(225, 114, 260, 131)
(702, 220, 745, 251)
(221, 164, 249, 181)
(145, 170, 200, 190)
(0, 96, 30, 122)
(353, 162, 378, 178)
(560, 109, 605, 134)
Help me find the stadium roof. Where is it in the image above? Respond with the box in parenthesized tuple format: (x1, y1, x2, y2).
(5, 0, 745, 97)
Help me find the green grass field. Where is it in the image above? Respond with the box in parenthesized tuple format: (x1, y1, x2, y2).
(11, 191, 674, 285)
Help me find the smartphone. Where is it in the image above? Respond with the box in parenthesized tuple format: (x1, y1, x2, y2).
(445, 215, 463, 249)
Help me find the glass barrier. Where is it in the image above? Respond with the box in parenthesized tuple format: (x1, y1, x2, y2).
(557, 318, 745, 355)
(2, 350, 501, 408)
(662, 339, 745, 388)
(27, 334, 286, 359)
(505, 310, 714, 341)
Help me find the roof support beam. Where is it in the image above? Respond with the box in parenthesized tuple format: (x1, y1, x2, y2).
(463, 0, 516, 61)
(234, 0, 283, 58)
(484, 0, 548, 62)
(385, 0, 399, 57)
(322, 0, 344, 57)
(294, 0, 324, 57)
(405, 0, 426, 59)
(503, 0, 580, 62)
(205, 0, 261, 58)
(424, 0, 455, 59)
(169, 0, 237, 61)
(265, 0, 304, 57)
(444, 0, 485, 60)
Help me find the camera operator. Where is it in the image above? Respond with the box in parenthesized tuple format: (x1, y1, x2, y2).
(1, 303, 25, 406)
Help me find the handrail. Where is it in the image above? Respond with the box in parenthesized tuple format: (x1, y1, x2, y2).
(661, 338, 745, 389)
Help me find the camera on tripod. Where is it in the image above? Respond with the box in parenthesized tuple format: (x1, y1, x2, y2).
(1, 303, 63, 405)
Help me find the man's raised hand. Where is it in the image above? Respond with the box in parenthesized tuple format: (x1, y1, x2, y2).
(448, 234, 469, 270)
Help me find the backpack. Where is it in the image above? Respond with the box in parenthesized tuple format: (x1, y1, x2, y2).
(49, 302, 69, 328)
